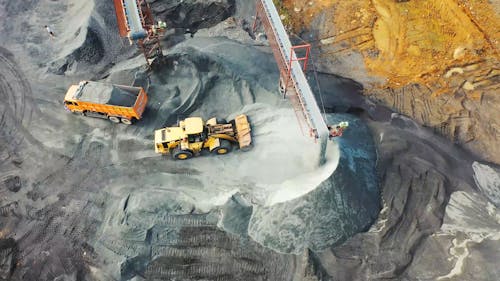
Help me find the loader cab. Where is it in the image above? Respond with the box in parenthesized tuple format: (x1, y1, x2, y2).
(183, 117, 207, 150)
(187, 132, 205, 143)
(181, 117, 205, 142)
(186, 126, 208, 143)
(182, 118, 204, 134)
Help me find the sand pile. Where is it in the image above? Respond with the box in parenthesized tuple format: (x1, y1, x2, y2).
(0, 3, 381, 279)
(80, 38, 381, 268)
(97, 38, 341, 209)
(245, 113, 379, 253)
(1, 0, 132, 76)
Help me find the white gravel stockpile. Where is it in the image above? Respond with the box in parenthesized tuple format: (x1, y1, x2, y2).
(106, 103, 340, 214)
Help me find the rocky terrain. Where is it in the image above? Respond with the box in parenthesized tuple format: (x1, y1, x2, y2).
(311, 75, 500, 280)
(280, 0, 500, 164)
(1, 0, 499, 281)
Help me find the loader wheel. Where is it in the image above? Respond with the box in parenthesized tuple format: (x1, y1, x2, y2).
(172, 147, 193, 160)
(121, 118, 132, 125)
(213, 139, 232, 155)
(216, 118, 227, 124)
(109, 116, 120, 123)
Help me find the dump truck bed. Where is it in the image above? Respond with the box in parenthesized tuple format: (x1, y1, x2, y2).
(77, 82, 140, 107)
(64, 81, 147, 120)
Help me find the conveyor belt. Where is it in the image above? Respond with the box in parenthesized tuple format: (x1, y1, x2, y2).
(256, 0, 329, 163)
(113, 0, 147, 39)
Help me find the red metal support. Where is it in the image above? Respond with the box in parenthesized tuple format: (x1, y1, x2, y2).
(290, 44, 311, 72)
(253, 0, 313, 133)
(284, 44, 311, 98)
(113, 0, 129, 37)
(113, 0, 165, 66)
(253, 0, 330, 156)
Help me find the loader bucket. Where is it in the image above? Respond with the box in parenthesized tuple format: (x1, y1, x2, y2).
(234, 114, 252, 150)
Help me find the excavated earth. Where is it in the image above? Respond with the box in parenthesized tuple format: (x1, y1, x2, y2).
(1, 0, 500, 281)
(281, 0, 500, 165)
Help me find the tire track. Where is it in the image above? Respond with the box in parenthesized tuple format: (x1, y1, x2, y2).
(0, 47, 33, 126)
(0, 47, 36, 155)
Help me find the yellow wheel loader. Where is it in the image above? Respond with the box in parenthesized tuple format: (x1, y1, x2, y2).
(154, 115, 252, 160)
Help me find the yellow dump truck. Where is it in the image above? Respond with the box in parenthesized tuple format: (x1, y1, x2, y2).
(63, 81, 147, 125)
(154, 115, 252, 160)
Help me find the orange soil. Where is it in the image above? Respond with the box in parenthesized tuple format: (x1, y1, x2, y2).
(280, 0, 500, 95)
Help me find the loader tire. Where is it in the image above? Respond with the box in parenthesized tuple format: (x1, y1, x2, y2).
(109, 116, 120, 123)
(172, 147, 193, 160)
(212, 139, 232, 155)
(216, 118, 227, 124)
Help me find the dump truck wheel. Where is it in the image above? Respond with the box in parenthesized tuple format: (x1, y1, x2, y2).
(213, 139, 232, 155)
(109, 116, 120, 123)
(172, 147, 193, 160)
(121, 118, 132, 125)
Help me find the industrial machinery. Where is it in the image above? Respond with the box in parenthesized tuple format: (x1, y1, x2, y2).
(63, 81, 148, 125)
(328, 121, 349, 138)
(252, 0, 350, 163)
(113, 0, 167, 65)
(154, 115, 252, 160)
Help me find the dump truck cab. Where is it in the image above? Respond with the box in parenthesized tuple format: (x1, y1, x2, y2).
(154, 115, 252, 160)
(64, 81, 147, 125)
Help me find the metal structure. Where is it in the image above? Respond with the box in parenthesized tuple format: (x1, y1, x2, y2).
(253, 0, 329, 162)
(113, 0, 165, 65)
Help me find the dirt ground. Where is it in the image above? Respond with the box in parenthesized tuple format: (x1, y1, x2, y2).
(281, 0, 499, 91)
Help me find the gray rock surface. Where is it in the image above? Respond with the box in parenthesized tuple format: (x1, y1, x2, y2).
(407, 191, 500, 280)
(0, 238, 17, 280)
(310, 75, 500, 280)
(148, 0, 235, 35)
(473, 161, 500, 207)
(78, 82, 139, 107)
(0, 3, 373, 279)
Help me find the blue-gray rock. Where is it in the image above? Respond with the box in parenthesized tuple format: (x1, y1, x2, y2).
(247, 113, 380, 254)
